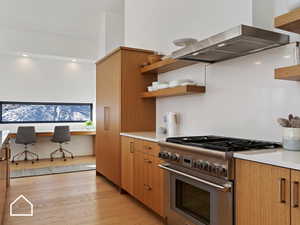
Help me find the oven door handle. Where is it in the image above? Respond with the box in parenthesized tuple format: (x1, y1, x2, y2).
(159, 164, 232, 192)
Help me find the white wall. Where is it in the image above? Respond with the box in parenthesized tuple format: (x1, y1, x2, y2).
(0, 53, 96, 159)
(105, 12, 125, 53)
(124, 0, 300, 142)
(0, 27, 99, 60)
(125, 0, 252, 55)
(98, 12, 125, 57)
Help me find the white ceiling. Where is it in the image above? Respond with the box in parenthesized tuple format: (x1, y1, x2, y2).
(0, 0, 124, 40)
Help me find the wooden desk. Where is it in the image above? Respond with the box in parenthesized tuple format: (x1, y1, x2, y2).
(9, 130, 96, 155)
(9, 130, 96, 138)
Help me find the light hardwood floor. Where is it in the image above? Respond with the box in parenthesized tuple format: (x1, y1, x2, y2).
(10, 156, 96, 171)
(4, 171, 164, 225)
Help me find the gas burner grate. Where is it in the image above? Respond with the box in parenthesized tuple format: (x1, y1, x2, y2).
(166, 136, 282, 152)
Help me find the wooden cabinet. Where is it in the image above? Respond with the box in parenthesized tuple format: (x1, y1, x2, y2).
(291, 170, 300, 225)
(235, 159, 300, 225)
(235, 159, 290, 225)
(121, 136, 135, 195)
(0, 141, 10, 225)
(96, 47, 156, 186)
(121, 137, 164, 217)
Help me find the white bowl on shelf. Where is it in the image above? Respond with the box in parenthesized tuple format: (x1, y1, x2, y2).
(147, 86, 154, 92)
(157, 83, 169, 89)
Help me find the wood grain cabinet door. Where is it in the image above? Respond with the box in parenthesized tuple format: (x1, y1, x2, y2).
(235, 159, 290, 225)
(147, 156, 165, 217)
(292, 170, 300, 225)
(96, 51, 121, 186)
(133, 140, 147, 203)
(121, 137, 135, 195)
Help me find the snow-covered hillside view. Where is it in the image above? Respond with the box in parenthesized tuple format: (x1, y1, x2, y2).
(2, 103, 91, 122)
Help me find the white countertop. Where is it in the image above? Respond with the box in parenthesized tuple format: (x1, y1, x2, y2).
(120, 132, 166, 143)
(234, 149, 300, 170)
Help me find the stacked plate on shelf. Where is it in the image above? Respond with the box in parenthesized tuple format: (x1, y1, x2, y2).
(147, 79, 201, 92)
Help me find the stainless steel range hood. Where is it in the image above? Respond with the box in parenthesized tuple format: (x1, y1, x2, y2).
(171, 25, 290, 63)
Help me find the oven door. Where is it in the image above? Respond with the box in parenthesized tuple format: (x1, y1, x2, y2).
(159, 164, 233, 225)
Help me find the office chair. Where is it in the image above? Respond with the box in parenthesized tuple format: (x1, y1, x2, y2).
(50, 126, 74, 161)
(12, 126, 39, 165)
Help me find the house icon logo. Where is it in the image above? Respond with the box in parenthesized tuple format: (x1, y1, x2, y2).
(10, 195, 33, 217)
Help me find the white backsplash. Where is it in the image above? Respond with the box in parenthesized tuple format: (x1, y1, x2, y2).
(157, 43, 300, 142)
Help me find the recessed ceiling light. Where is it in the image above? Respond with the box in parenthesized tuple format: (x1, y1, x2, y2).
(283, 55, 291, 59)
(71, 59, 77, 62)
(22, 53, 29, 57)
(254, 61, 262, 65)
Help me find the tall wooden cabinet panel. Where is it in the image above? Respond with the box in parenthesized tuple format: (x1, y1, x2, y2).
(96, 51, 122, 185)
(96, 47, 156, 186)
(291, 170, 300, 225)
(235, 159, 290, 225)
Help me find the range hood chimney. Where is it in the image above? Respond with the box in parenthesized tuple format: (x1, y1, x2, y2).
(171, 0, 292, 63)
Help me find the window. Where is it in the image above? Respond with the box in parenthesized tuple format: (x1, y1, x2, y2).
(0, 102, 93, 123)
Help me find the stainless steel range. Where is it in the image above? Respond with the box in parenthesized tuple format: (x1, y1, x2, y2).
(158, 136, 281, 225)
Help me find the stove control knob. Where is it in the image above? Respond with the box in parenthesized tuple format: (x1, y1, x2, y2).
(159, 151, 171, 160)
(158, 152, 164, 159)
(195, 160, 204, 169)
(221, 167, 228, 177)
(201, 161, 210, 171)
(211, 164, 219, 174)
(170, 153, 180, 162)
(216, 165, 227, 177)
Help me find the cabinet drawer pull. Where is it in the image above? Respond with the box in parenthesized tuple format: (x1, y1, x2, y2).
(144, 145, 152, 150)
(280, 178, 286, 203)
(143, 159, 152, 164)
(293, 181, 299, 208)
(144, 184, 152, 191)
(104, 106, 110, 131)
(129, 142, 134, 153)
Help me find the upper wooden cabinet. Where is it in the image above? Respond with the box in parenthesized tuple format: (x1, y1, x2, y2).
(96, 47, 156, 186)
(236, 159, 294, 225)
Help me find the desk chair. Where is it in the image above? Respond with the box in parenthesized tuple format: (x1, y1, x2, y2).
(12, 126, 39, 165)
(50, 126, 74, 161)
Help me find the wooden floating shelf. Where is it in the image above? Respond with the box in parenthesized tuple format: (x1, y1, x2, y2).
(141, 58, 198, 74)
(275, 8, 300, 34)
(275, 64, 300, 81)
(141, 85, 206, 98)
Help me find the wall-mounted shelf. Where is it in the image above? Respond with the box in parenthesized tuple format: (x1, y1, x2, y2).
(141, 85, 206, 98)
(275, 64, 300, 81)
(275, 8, 300, 34)
(141, 58, 198, 74)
